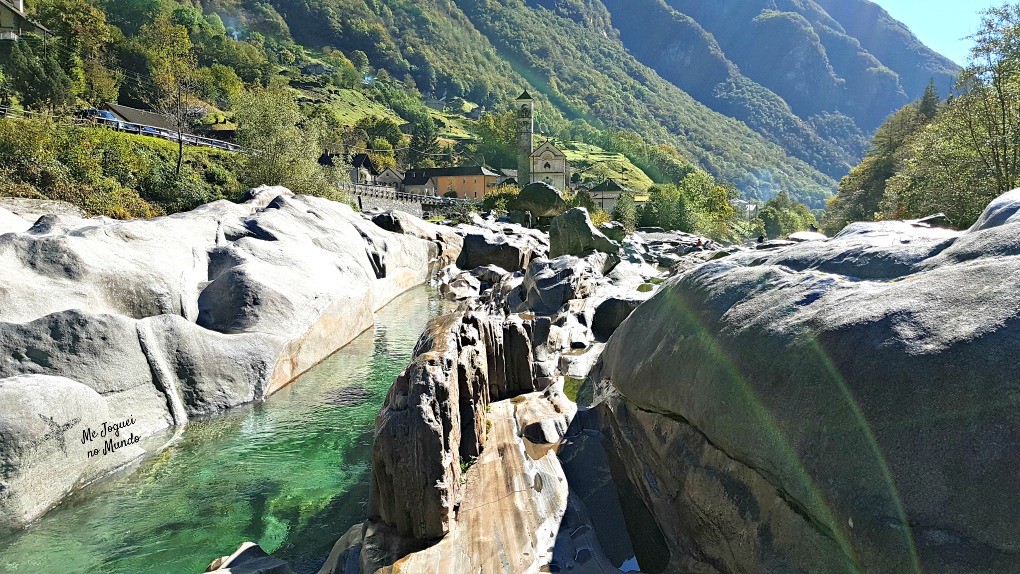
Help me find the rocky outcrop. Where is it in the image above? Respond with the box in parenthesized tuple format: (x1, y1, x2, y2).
(369, 209, 464, 268)
(0, 187, 444, 530)
(0, 206, 30, 234)
(549, 208, 620, 258)
(513, 182, 568, 219)
(588, 192, 1020, 572)
(313, 219, 678, 573)
(368, 310, 550, 541)
(207, 542, 294, 574)
(455, 218, 549, 272)
(316, 304, 579, 574)
(598, 221, 627, 242)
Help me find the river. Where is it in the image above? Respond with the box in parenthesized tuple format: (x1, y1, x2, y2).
(0, 286, 446, 574)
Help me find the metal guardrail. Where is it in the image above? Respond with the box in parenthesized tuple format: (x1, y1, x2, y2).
(0, 107, 242, 152)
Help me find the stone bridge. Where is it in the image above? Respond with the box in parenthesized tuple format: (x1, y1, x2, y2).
(342, 183, 473, 218)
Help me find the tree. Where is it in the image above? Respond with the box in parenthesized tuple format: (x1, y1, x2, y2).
(954, 4, 1020, 198)
(408, 116, 440, 167)
(758, 191, 818, 238)
(639, 184, 696, 232)
(918, 78, 941, 120)
(471, 111, 516, 168)
(232, 88, 346, 200)
(822, 105, 926, 233)
(5, 40, 73, 111)
(138, 15, 198, 177)
(33, 0, 120, 104)
(611, 191, 637, 231)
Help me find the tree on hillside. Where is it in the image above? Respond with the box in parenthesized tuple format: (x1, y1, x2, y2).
(471, 111, 516, 168)
(5, 40, 73, 111)
(822, 105, 927, 233)
(836, 4, 1020, 229)
(139, 15, 198, 177)
(918, 78, 941, 120)
(33, 0, 120, 104)
(639, 184, 696, 232)
(232, 88, 346, 200)
(408, 116, 440, 167)
(758, 190, 818, 238)
(954, 4, 1020, 198)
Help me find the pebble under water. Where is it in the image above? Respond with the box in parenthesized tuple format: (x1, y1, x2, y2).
(0, 286, 447, 574)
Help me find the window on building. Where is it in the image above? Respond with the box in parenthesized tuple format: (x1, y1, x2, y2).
(544, 162, 551, 169)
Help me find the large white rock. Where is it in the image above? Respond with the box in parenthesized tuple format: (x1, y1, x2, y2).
(0, 186, 444, 529)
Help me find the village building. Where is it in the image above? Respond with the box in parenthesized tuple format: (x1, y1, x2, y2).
(401, 166, 500, 200)
(401, 172, 437, 196)
(496, 168, 518, 187)
(317, 152, 380, 185)
(102, 102, 177, 132)
(0, 0, 48, 41)
(375, 167, 404, 188)
(588, 178, 631, 213)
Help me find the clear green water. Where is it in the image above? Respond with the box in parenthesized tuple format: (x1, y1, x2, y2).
(0, 287, 445, 574)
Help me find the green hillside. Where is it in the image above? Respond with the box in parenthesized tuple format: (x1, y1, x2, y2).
(561, 142, 653, 191)
(8, 0, 964, 210)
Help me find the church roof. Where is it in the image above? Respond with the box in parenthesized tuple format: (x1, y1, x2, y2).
(516, 90, 534, 101)
(531, 140, 566, 158)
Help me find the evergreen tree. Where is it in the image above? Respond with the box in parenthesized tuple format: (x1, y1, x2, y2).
(918, 78, 940, 120)
(6, 41, 72, 111)
(408, 116, 440, 167)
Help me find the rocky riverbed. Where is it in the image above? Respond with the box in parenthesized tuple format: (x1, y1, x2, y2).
(4, 183, 1018, 574)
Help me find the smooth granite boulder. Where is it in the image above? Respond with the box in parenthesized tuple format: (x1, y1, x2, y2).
(455, 219, 549, 272)
(0, 186, 442, 529)
(0, 207, 30, 234)
(370, 209, 463, 269)
(590, 192, 1020, 573)
(511, 253, 618, 316)
(549, 208, 620, 258)
(514, 182, 568, 219)
(598, 221, 627, 242)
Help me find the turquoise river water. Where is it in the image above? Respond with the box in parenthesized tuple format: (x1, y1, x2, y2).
(0, 286, 446, 574)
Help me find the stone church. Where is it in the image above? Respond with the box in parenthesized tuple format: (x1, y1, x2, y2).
(516, 91, 570, 190)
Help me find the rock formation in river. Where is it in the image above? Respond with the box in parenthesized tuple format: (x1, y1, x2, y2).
(312, 212, 679, 574)
(0, 187, 455, 530)
(587, 190, 1020, 572)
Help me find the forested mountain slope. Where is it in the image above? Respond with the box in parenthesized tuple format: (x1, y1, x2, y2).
(25, 0, 958, 207)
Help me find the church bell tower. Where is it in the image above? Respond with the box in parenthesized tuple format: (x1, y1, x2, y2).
(515, 91, 534, 186)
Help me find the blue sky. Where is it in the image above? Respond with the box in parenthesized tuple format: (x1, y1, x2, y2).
(875, 0, 1001, 65)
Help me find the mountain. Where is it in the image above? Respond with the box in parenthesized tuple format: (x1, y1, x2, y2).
(248, 0, 958, 206)
(38, 0, 957, 207)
